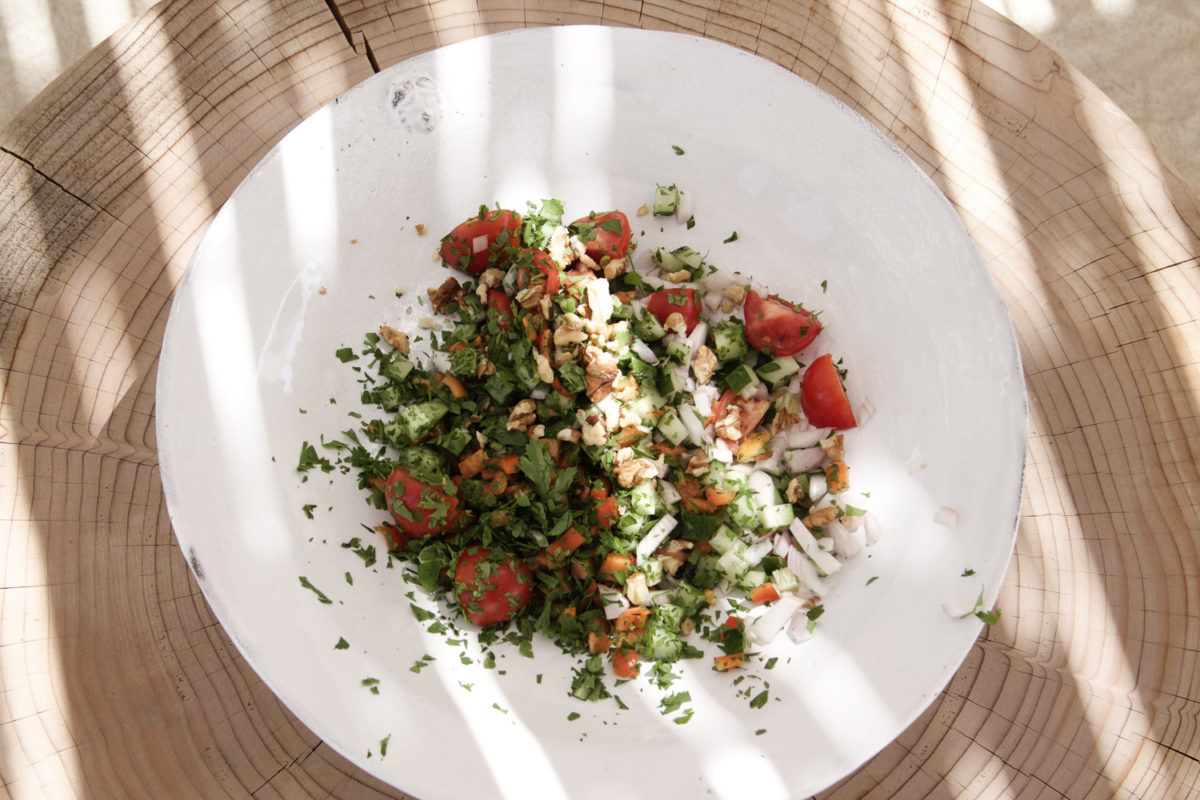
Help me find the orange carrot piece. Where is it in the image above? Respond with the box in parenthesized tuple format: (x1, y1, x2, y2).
(824, 460, 850, 492)
(749, 582, 781, 605)
(457, 449, 485, 479)
(704, 485, 736, 506)
(436, 373, 467, 399)
(713, 653, 746, 672)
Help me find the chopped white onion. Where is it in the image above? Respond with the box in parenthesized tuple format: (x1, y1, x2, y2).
(692, 383, 717, 418)
(782, 446, 827, 475)
(748, 470, 777, 507)
(787, 609, 815, 643)
(788, 519, 842, 575)
(746, 594, 806, 645)
(636, 514, 678, 563)
(703, 291, 723, 312)
(756, 437, 787, 475)
(660, 481, 681, 506)
(529, 386, 549, 400)
(598, 585, 630, 619)
(808, 473, 828, 503)
(934, 506, 960, 529)
(785, 426, 831, 449)
(685, 321, 709, 359)
(674, 191, 693, 223)
(631, 338, 660, 365)
(471, 234, 489, 254)
(864, 511, 884, 544)
(827, 519, 863, 559)
(744, 535, 775, 566)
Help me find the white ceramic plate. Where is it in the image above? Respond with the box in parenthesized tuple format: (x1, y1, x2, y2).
(157, 26, 1026, 800)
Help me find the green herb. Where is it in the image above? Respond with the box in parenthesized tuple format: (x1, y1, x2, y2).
(361, 677, 381, 694)
(749, 690, 769, 709)
(723, 231, 738, 243)
(334, 637, 350, 650)
(335, 347, 359, 363)
(302, 503, 317, 519)
(298, 576, 332, 604)
(379, 734, 391, 757)
(671, 144, 685, 155)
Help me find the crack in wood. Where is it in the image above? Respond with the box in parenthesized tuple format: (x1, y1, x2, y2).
(325, 0, 380, 74)
(0, 146, 95, 210)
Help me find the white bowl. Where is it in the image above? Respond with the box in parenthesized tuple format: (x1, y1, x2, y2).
(157, 26, 1026, 800)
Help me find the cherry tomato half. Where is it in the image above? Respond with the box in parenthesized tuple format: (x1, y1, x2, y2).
(645, 287, 701, 335)
(571, 211, 633, 263)
(611, 647, 640, 679)
(439, 208, 522, 275)
(742, 289, 822, 356)
(800, 353, 857, 430)
(382, 467, 461, 538)
(454, 547, 533, 627)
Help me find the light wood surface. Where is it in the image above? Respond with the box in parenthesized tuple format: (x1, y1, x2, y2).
(2, 1, 1198, 798)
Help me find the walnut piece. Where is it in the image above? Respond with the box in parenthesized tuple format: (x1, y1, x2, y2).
(615, 458, 658, 489)
(714, 406, 743, 441)
(691, 344, 717, 384)
(582, 346, 620, 402)
(378, 325, 410, 354)
(507, 399, 537, 432)
(427, 276, 463, 313)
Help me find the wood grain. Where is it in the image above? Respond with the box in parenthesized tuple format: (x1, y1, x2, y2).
(1, 1, 1197, 798)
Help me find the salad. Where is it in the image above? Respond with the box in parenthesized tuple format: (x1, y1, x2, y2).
(313, 196, 880, 696)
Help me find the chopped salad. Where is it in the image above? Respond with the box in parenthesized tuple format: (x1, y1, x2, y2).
(311, 196, 881, 697)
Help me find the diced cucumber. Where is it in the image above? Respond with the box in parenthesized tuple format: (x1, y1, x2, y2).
(651, 247, 684, 273)
(724, 363, 760, 394)
(709, 321, 749, 363)
(709, 524, 744, 555)
(632, 313, 667, 341)
(397, 399, 449, 443)
(671, 583, 707, 616)
(382, 353, 415, 382)
(759, 502, 796, 530)
(665, 339, 691, 364)
(756, 355, 801, 387)
(672, 246, 705, 270)
(640, 382, 668, 409)
(771, 566, 801, 594)
(717, 548, 749, 581)
(653, 184, 680, 215)
(627, 481, 662, 517)
(728, 493, 761, 531)
(656, 407, 690, 446)
(657, 367, 688, 398)
(394, 445, 446, 481)
(738, 568, 768, 591)
(513, 359, 543, 391)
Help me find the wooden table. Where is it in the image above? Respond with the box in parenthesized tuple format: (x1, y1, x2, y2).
(2, 1, 1197, 797)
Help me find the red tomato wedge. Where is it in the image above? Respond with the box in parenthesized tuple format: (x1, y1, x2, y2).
(611, 647, 640, 679)
(439, 208, 522, 275)
(383, 467, 462, 538)
(645, 287, 701, 334)
(514, 247, 561, 294)
(454, 547, 533, 626)
(800, 353, 858, 430)
(571, 211, 633, 263)
(742, 289, 822, 356)
(486, 288, 513, 329)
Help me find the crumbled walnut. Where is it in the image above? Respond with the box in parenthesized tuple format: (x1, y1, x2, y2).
(378, 325, 410, 354)
(618, 406, 642, 430)
(557, 428, 582, 443)
(418, 317, 438, 329)
(602, 257, 628, 281)
(685, 449, 710, 477)
(547, 225, 585, 269)
(692, 344, 717, 384)
(554, 313, 588, 346)
(534, 352, 555, 384)
(656, 539, 694, 577)
(636, 203, 650, 217)
(507, 399, 537, 432)
(803, 506, 839, 529)
(769, 404, 804, 435)
(612, 374, 639, 402)
(720, 299, 735, 314)
(714, 406, 743, 441)
(415, 223, 427, 235)
(427, 276, 463, 313)
(785, 478, 806, 504)
(479, 267, 505, 288)
(820, 433, 845, 462)
(581, 415, 607, 446)
(582, 346, 619, 402)
(723, 284, 747, 303)
(516, 284, 544, 311)
(663, 312, 688, 337)
(664, 269, 692, 283)
(528, 424, 546, 439)
(613, 447, 634, 467)
(615, 458, 658, 489)
(476, 357, 496, 377)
